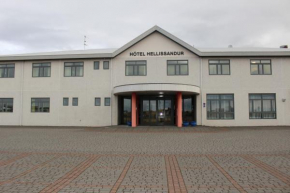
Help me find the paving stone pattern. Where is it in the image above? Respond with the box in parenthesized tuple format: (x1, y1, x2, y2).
(0, 126, 289, 192)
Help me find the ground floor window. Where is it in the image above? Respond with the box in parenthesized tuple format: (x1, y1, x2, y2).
(31, 98, 50, 112)
(249, 94, 276, 119)
(0, 98, 13, 112)
(182, 96, 195, 122)
(207, 94, 234, 119)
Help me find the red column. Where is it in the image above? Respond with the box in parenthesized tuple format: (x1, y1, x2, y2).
(131, 93, 137, 127)
(177, 92, 182, 127)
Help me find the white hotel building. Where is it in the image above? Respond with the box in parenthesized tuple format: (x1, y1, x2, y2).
(0, 26, 289, 127)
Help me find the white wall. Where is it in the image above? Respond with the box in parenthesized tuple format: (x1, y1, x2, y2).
(0, 59, 112, 127)
(201, 57, 290, 126)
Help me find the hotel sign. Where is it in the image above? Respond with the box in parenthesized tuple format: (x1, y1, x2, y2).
(129, 51, 184, 56)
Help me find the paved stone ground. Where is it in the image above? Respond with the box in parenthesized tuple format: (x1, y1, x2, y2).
(0, 126, 289, 193)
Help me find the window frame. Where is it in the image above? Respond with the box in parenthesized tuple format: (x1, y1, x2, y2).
(32, 62, 51, 77)
(63, 98, 69, 106)
(167, 60, 189, 76)
(249, 93, 276, 119)
(94, 61, 99, 70)
(103, 61, 110, 70)
(0, 64, 15, 78)
(0, 98, 13, 113)
(206, 94, 235, 120)
(31, 98, 50, 113)
(95, 97, 101, 106)
(250, 59, 272, 75)
(125, 60, 147, 76)
(64, 62, 84, 77)
(208, 60, 231, 75)
(105, 97, 111, 106)
(72, 97, 78, 106)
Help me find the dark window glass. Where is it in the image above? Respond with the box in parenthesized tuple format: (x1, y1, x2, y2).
(167, 60, 188, 75)
(95, 98, 101, 106)
(0, 64, 15, 78)
(249, 94, 276, 119)
(94, 61, 99, 70)
(105, 97, 110, 106)
(103, 61, 109, 69)
(209, 60, 230, 75)
(0, 98, 13, 112)
(182, 97, 195, 122)
(207, 94, 234, 119)
(63, 98, 69, 106)
(122, 98, 131, 124)
(250, 60, 271, 75)
(64, 62, 83, 77)
(32, 63, 51, 77)
(125, 61, 146, 76)
(72, 98, 78, 106)
(31, 98, 50, 112)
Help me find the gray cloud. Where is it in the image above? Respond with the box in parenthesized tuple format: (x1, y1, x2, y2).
(0, 0, 289, 54)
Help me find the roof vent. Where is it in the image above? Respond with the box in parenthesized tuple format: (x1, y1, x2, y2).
(280, 45, 288, 48)
(228, 45, 233, 48)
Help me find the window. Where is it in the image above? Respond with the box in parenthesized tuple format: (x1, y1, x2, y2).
(167, 60, 188, 75)
(72, 98, 78, 106)
(207, 94, 234, 119)
(64, 62, 83, 77)
(250, 60, 271, 75)
(94, 61, 99, 70)
(125, 61, 146, 76)
(182, 96, 195, 122)
(105, 97, 110, 106)
(95, 97, 101, 106)
(0, 98, 13, 112)
(31, 98, 50, 112)
(103, 61, 109, 69)
(32, 63, 51, 77)
(63, 98, 69, 106)
(249, 94, 276, 119)
(0, 64, 15, 78)
(209, 60, 230, 75)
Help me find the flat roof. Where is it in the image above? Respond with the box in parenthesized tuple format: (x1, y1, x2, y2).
(0, 25, 289, 61)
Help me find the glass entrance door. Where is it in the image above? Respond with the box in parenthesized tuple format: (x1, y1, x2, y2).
(141, 97, 174, 125)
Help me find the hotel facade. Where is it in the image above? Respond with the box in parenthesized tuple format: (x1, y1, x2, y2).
(0, 26, 289, 127)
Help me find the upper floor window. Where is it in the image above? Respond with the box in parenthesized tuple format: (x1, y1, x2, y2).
(125, 61, 146, 76)
(94, 61, 99, 70)
(64, 62, 83, 77)
(209, 60, 230, 75)
(31, 98, 50, 112)
(207, 94, 234, 120)
(0, 98, 13, 112)
(32, 63, 51, 77)
(0, 64, 15, 78)
(103, 61, 109, 69)
(250, 60, 271, 75)
(167, 60, 188, 75)
(249, 94, 276, 119)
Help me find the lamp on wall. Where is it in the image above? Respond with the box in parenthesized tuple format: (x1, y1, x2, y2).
(282, 99, 286, 102)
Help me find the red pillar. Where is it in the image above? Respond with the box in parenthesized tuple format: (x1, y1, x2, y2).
(131, 93, 137, 127)
(177, 92, 182, 127)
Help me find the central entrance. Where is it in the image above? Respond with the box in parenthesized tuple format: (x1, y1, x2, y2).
(140, 96, 174, 125)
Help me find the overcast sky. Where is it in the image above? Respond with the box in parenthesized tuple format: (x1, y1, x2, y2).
(0, 0, 289, 55)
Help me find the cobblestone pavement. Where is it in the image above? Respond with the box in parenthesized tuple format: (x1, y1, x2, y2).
(0, 126, 289, 193)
